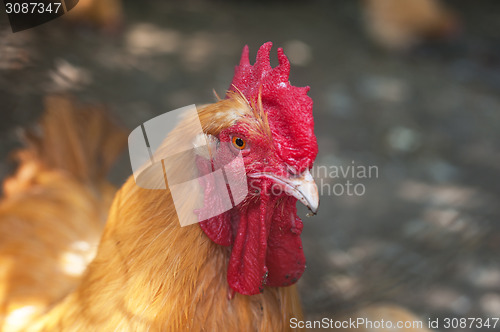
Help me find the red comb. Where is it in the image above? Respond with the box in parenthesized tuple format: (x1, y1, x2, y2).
(228, 42, 310, 103)
(227, 42, 317, 172)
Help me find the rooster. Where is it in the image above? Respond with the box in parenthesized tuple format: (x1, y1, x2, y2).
(0, 95, 127, 331)
(0, 44, 435, 332)
(0, 42, 318, 331)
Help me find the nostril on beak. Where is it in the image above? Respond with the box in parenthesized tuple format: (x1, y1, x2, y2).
(286, 164, 298, 177)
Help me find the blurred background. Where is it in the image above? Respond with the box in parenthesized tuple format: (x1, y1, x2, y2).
(0, 0, 499, 330)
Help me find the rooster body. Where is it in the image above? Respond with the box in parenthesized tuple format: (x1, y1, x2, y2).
(33, 79, 312, 330)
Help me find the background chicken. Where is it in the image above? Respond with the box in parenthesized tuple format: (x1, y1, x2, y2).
(362, 0, 459, 50)
(64, 0, 123, 31)
(0, 96, 127, 331)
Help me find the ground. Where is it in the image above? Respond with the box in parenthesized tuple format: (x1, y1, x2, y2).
(0, 1, 499, 330)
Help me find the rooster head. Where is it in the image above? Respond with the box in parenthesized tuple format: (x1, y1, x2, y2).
(196, 42, 318, 296)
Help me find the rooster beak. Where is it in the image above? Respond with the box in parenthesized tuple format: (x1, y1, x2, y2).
(285, 169, 319, 215)
(249, 169, 319, 214)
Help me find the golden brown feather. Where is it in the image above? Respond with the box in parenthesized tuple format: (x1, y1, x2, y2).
(0, 95, 127, 331)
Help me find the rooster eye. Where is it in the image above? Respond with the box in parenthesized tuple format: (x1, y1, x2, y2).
(231, 136, 246, 150)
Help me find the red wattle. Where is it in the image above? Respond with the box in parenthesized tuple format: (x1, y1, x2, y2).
(226, 195, 272, 295)
(265, 200, 305, 287)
